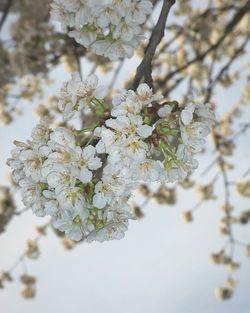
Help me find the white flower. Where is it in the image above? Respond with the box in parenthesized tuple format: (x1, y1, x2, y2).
(19, 178, 46, 217)
(137, 83, 163, 105)
(105, 137, 147, 165)
(74, 5, 92, 29)
(113, 21, 140, 42)
(112, 90, 130, 106)
(126, 0, 153, 24)
(87, 209, 129, 242)
(72, 145, 102, 183)
(176, 144, 199, 171)
(96, 5, 121, 28)
(47, 167, 76, 194)
(132, 159, 161, 182)
(43, 190, 60, 216)
(31, 118, 50, 143)
(7, 141, 30, 183)
(100, 40, 135, 61)
(195, 101, 215, 125)
(93, 180, 117, 209)
(57, 187, 88, 212)
(81, 74, 108, 102)
(93, 170, 128, 209)
(58, 73, 108, 119)
(111, 90, 142, 116)
(94, 126, 125, 154)
(112, 83, 160, 116)
(49, 127, 75, 149)
(53, 208, 89, 241)
(181, 121, 210, 152)
(18, 149, 44, 182)
(46, 145, 75, 168)
(105, 114, 153, 138)
(121, 135, 148, 161)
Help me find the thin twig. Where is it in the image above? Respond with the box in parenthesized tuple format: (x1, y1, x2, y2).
(109, 60, 124, 89)
(159, 0, 250, 85)
(242, 168, 250, 178)
(200, 157, 218, 177)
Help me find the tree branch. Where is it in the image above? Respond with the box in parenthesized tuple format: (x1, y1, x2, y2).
(131, 0, 176, 91)
(159, 0, 250, 85)
(0, 0, 13, 32)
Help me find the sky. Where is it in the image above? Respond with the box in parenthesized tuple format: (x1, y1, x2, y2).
(0, 2, 250, 313)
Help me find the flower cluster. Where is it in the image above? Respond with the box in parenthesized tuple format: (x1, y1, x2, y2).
(50, 0, 153, 60)
(8, 74, 215, 242)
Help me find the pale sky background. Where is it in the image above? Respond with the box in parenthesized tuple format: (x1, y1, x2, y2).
(0, 2, 250, 313)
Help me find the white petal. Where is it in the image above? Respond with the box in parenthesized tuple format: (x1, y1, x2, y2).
(44, 200, 59, 216)
(82, 145, 95, 160)
(43, 190, 54, 199)
(137, 83, 151, 96)
(67, 228, 83, 241)
(137, 125, 153, 138)
(181, 110, 193, 125)
(88, 157, 102, 170)
(158, 105, 172, 118)
(93, 193, 106, 209)
(47, 172, 61, 188)
(95, 140, 106, 154)
(79, 168, 92, 183)
(38, 145, 51, 157)
(93, 127, 102, 137)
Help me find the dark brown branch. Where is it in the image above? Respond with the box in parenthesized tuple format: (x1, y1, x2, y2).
(131, 0, 176, 91)
(0, 0, 13, 32)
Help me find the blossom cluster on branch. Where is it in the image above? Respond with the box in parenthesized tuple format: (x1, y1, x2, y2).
(1, 0, 250, 303)
(7, 73, 214, 242)
(51, 0, 153, 60)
